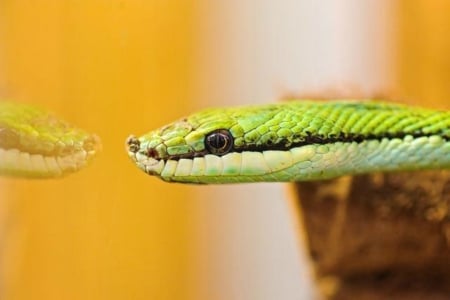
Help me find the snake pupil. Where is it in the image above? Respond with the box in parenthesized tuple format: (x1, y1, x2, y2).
(205, 129, 233, 155)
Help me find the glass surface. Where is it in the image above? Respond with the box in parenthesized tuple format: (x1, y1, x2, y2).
(0, 2, 196, 299)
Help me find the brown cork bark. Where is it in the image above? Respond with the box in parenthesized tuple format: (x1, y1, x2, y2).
(294, 171, 450, 300)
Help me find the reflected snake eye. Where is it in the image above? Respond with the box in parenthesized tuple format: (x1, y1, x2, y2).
(205, 129, 233, 155)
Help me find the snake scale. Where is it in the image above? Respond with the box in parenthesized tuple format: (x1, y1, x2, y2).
(126, 100, 450, 184)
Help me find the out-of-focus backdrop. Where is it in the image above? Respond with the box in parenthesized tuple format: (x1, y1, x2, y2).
(0, 1, 449, 299)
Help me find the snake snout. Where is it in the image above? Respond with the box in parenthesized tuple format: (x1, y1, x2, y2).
(126, 135, 140, 153)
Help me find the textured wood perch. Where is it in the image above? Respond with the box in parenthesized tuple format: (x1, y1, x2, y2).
(294, 171, 450, 300)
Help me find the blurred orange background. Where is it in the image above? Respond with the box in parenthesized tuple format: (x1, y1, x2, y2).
(0, 1, 197, 299)
(0, 1, 449, 300)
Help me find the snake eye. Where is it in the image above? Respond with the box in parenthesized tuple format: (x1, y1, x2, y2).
(205, 129, 233, 155)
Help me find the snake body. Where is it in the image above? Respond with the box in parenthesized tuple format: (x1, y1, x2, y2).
(0, 101, 100, 178)
(127, 100, 450, 184)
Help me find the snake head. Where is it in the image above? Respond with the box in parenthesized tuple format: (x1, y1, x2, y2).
(126, 103, 310, 184)
(126, 107, 247, 183)
(126, 118, 197, 179)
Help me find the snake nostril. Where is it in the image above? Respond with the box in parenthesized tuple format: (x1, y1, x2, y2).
(126, 135, 140, 153)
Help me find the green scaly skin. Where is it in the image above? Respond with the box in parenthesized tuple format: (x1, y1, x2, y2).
(127, 100, 450, 184)
(0, 101, 101, 178)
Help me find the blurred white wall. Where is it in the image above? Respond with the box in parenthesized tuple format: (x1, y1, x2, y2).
(193, 1, 394, 299)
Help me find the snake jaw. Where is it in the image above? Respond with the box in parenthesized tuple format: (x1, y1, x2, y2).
(133, 150, 156, 173)
(128, 149, 165, 176)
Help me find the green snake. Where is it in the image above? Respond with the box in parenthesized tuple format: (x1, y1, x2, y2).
(126, 100, 450, 184)
(0, 101, 100, 178)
